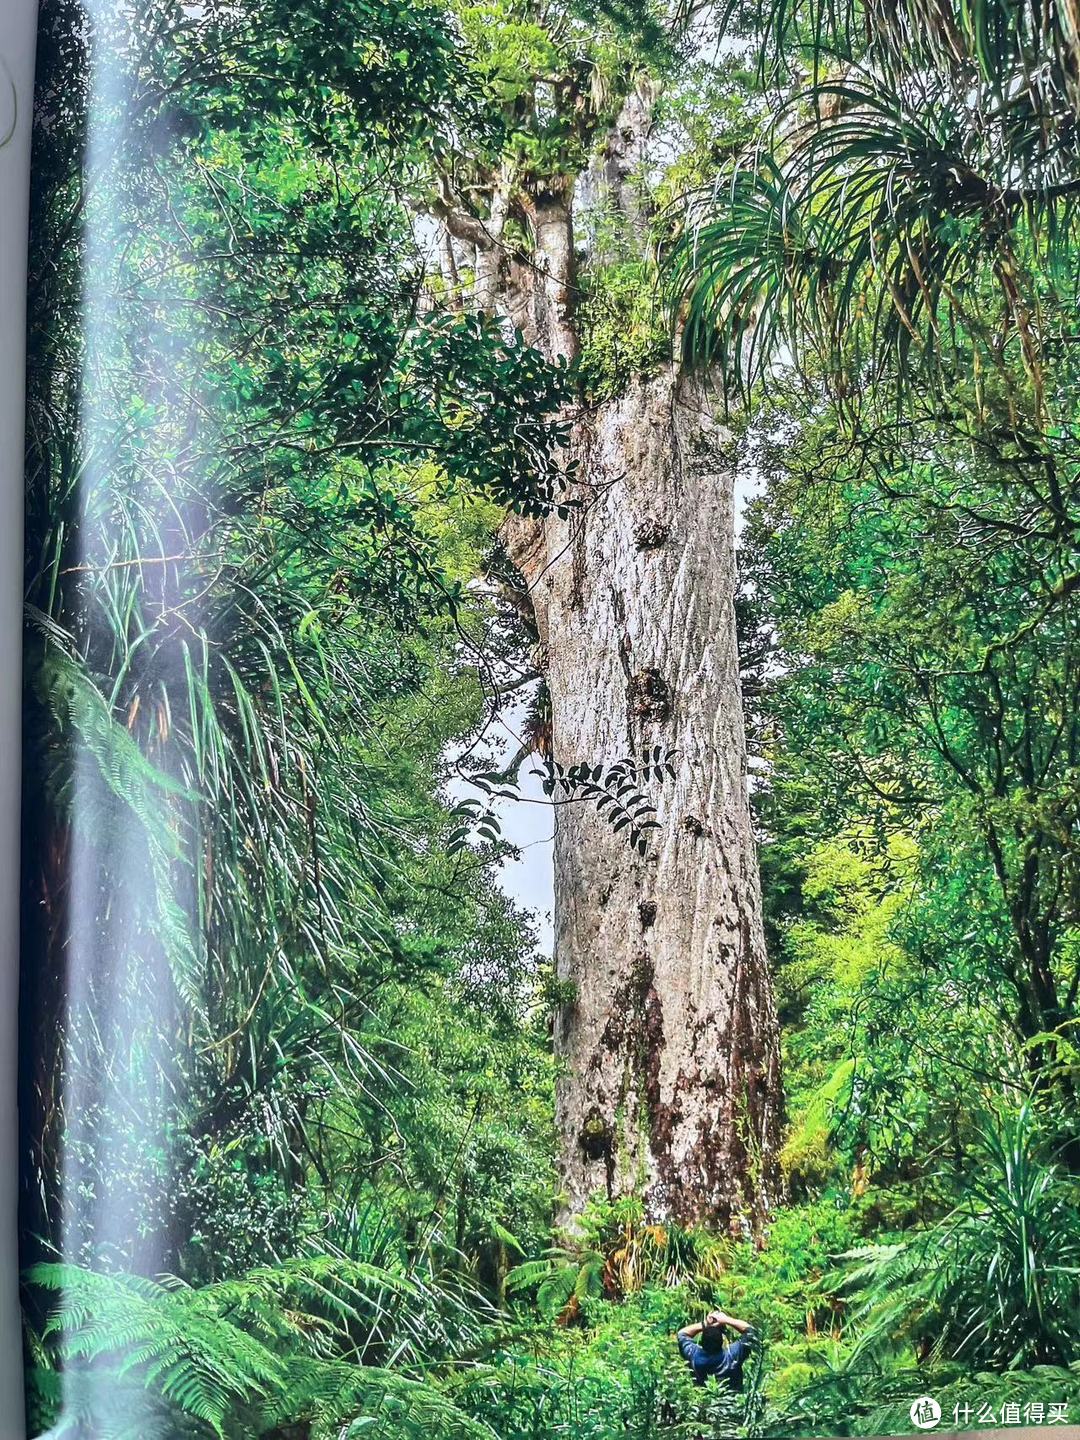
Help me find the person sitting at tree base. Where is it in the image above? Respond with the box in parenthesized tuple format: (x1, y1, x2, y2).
(676, 1308, 758, 1388)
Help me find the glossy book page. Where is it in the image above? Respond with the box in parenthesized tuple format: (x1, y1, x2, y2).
(1, 2, 34, 1430)
(13, 2, 1080, 1439)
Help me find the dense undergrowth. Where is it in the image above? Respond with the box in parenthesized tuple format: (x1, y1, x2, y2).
(464, 1130, 1080, 1438)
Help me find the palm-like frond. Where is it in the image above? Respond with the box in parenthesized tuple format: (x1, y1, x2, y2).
(755, 0, 1080, 111)
(31, 1264, 283, 1436)
(506, 1249, 607, 1319)
(833, 1103, 1080, 1369)
(675, 0, 1080, 408)
(668, 156, 833, 390)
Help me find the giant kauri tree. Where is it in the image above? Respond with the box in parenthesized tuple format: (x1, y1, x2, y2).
(428, 9, 782, 1228)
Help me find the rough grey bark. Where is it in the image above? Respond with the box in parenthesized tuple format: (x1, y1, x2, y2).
(506, 372, 781, 1229)
(579, 80, 657, 247)
(434, 84, 782, 1230)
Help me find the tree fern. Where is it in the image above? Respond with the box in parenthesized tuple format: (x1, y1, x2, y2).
(28, 1258, 499, 1440)
(31, 1264, 283, 1437)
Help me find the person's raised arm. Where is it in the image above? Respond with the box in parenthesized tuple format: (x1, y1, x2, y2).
(676, 1320, 704, 1339)
(711, 1309, 752, 1335)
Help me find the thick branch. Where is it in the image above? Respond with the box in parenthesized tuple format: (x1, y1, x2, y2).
(430, 173, 497, 252)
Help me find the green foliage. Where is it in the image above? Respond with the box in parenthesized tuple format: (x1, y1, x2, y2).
(670, 0, 1080, 422)
(743, 389, 1080, 1137)
(26, 1259, 496, 1440)
(459, 1287, 763, 1440)
(506, 1197, 728, 1322)
(451, 0, 672, 180)
(578, 261, 670, 401)
(463, 1198, 853, 1439)
(22, 0, 564, 1431)
(839, 1105, 1080, 1370)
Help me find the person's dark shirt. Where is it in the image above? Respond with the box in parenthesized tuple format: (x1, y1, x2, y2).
(677, 1327, 758, 1389)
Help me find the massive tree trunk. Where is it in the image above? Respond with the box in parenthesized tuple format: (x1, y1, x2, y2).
(437, 87, 782, 1230)
(506, 372, 781, 1229)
